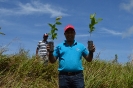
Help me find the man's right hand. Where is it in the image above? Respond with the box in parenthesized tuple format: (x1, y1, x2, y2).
(47, 43, 54, 52)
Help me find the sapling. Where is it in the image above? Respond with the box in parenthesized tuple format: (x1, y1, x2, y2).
(48, 16, 62, 51)
(48, 16, 62, 40)
(89, 13, 102, 37)
(88, 13, 102, 50)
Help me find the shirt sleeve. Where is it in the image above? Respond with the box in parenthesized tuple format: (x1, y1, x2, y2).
(53, 46, 60, 59)
(82, 46, 89, 57)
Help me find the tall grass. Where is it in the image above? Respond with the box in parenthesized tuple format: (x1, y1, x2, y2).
(0, 48, 133, 88)
(83, 60, 133, 88)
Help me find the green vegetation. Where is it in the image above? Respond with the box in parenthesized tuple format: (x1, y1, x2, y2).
(0, 48, 133, 88)
(89, 13, 102, 37)
(48, 16, 62, 40)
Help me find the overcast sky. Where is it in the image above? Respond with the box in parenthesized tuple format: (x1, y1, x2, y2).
(0, 0, 133, 63)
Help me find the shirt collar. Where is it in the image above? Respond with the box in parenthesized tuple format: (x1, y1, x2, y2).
(63, 40, 77, 46)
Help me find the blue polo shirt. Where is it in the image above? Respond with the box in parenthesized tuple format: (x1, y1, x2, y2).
(53, 40, 89, 72)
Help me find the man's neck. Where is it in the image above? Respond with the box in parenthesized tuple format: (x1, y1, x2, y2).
(66, 40, 74, 46)
(43, 40, 46, 42)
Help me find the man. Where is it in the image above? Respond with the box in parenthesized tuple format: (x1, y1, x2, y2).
(36, 33, 49, 64)
(47, 24, 95, 88)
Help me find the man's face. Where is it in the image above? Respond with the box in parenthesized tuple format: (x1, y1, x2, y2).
(64, 29, 75, 42)
(43, 36, 48, 41)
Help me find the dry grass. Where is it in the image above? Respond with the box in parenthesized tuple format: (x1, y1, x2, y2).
(0, 48, 133, 88)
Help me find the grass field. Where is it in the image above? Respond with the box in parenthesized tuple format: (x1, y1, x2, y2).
(0, 49, 133, 88)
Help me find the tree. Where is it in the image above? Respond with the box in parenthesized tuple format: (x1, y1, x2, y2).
(112, 54, 118, 63)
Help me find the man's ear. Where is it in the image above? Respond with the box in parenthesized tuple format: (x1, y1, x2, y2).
(73, 31, 76, 35)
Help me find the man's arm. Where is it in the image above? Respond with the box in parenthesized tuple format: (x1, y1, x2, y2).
(84, 52, 93, 62)
(36, 48, 39, 56)
(84, 45, 95, 62)
(47, 43, 57, 63)
(36, 42, 40, 56)
(36, 48, 39, 59)
(48, 51, 57, 63)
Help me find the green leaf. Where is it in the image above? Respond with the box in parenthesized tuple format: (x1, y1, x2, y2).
(54, 33, 57, 36)
(96, 18, 103, 22)
(54, 34, 57, 39)
(48, 16, 62, 40)
(91, 18, 96, 25)
(52, 24, 56, 29)
(90, 13, 96, 19)
(56, 16, 62, 21)
(51, 29, 54, 34)
(52, 33, 57, 40)
(52, 35, 54, 40)
(54, 28, 58, 31)
(0, 32, 5, 35)
(89, 13, 102, 34)
(55, 22, 61, 25)
(48, 23, 53, 28)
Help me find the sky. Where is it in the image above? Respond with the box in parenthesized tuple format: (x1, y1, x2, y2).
(0, 0, 133, 64)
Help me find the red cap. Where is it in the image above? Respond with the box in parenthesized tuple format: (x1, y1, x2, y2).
(64, 24, 75, 32)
